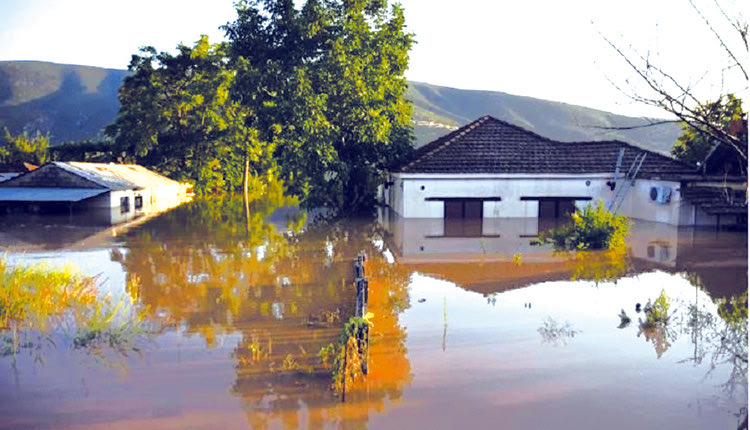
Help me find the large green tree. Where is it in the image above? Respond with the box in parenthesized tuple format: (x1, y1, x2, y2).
(224, 0, 414, 214)
(105, 36, 276, 195)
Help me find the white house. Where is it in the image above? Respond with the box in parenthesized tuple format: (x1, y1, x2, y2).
(0, 162, 191, 225)
(384, 116, 746, 228)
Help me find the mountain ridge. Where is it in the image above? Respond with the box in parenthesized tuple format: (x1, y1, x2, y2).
(0, 61, 682, 156)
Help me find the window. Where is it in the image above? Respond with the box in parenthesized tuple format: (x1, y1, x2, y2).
(444, 199, 483, 237)
(134, 195, 143, 210)
(521, 196, 591, 233)
(120, 196, 130, 214)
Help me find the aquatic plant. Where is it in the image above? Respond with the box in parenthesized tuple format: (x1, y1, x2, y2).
(535, 201, 631, 251)
(512, 253, 523, 266)
(538, 317, 580, 346)
(642, 289, 671, 328)
(0, 259, 149, 358)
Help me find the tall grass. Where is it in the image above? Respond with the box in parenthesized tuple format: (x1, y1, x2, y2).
(0, 259, 149, 358)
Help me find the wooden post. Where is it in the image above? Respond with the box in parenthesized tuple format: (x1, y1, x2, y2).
(341, 340, 347, 403)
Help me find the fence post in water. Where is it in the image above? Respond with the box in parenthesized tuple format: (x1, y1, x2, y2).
(341, 339, 347, 403)
(353, 252, 369, 375)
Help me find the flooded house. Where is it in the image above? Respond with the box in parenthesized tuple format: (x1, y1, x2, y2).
(383, 115, 747, 230)
(0, 161, 191, 225)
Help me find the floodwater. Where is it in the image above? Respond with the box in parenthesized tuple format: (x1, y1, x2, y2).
(0, 198, 747, 430)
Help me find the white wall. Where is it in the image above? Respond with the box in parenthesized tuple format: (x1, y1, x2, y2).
(617, 179, 683, 225)
(390, 173, 688, 225)
(81, 190, 137, 225)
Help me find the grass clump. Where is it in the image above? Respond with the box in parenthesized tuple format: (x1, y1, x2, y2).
(536, 201, 631, 251)
(0, 259, 148, 358)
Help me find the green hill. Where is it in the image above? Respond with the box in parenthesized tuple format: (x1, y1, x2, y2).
(0, 61, 682, 155)
(407, 81, 682, 154)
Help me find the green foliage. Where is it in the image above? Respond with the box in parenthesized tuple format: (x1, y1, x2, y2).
(0, 128, 49, 166)
(643, 289, 670, 329)
(49, 140, 115, 163)
(106, 36, 278, 196)
(320, 314, 370, 395)
(716, 291, 748, 327)
(224, 0, 415, 214)
(671, 94, 747, 175)
(537, 201, 632, 251)
(568, 249, 629, 284)
(0, 259, 148, 357)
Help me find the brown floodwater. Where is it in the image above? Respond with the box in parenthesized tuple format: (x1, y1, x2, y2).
(0, 199, 747, 430)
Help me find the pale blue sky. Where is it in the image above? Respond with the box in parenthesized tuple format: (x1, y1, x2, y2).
(0, 0, 745, 118)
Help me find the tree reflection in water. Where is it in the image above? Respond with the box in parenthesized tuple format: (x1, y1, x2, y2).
(114, 195, 413, 428)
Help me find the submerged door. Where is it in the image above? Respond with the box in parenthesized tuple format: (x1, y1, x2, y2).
(444, 199, 483, 236)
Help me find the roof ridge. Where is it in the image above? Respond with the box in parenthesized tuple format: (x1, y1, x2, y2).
(403, 115, 493, 171)
(481, 115, 559, 144)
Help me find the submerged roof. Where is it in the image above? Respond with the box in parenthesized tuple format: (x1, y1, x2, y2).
(62, 162, 181, 189)
(0, 187, 108, 202)
(0, 162, 181, 192)
(399, 116, 696, 177)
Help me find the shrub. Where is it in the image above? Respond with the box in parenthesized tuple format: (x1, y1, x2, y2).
(538, 201, 631, 251)
(643, 289, 671, 328)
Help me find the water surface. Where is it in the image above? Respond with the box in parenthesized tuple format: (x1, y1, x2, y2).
(0, 200, 746, 429)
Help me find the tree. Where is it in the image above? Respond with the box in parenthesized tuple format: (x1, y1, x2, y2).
(600, 0, 748, 172)
(0, 129, 49, 166)
(105, 36, 277, 195)
(671, 94, 747, 175)
(223, 0, 414, 215)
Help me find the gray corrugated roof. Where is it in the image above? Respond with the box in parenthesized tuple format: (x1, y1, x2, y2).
(53, 162, 139, 190)
(64, 162, 183, 189)
(0, 187, 108, 202)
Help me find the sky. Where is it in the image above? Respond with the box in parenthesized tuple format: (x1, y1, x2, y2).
(0, 0, 746, 119)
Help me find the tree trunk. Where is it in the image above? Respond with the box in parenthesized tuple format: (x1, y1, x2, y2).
(243, 154, 250, 235)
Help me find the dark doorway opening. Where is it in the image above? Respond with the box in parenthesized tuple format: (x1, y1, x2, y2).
(444, 199, 483, 237)
(521, 196, 592, 233)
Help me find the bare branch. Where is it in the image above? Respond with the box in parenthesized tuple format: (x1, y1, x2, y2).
(712, 0, 749, 52)
(689, 0, 749, 81)
(586, 120, 680, 131)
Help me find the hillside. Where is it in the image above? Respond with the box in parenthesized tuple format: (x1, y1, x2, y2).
(407, 82, 682, 154)
(0, 61, 682, 155)
(0, 61, 127, 143)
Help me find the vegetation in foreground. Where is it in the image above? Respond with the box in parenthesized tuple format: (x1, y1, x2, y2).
(319, 314, 372, 397)
(0, 259, 149, 359)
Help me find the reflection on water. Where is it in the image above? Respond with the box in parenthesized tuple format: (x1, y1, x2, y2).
(0, 198, 746, 429)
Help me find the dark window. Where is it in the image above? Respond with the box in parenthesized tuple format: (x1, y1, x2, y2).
(534, 198, 580, 233)
(443, 199, 484, 219)
(134, 195, 143, 209)
(120, 196, 130, 214)
(443, 199, 483, 237)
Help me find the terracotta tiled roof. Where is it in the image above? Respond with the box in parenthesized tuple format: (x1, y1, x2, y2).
(400, 115, 696, 177)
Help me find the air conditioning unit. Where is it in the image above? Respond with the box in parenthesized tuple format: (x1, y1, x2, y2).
(649, 186, 672, 204)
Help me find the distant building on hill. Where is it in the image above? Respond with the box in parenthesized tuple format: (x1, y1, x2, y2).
(383, 115, 746, 231)
(0, 161, 191, 225)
